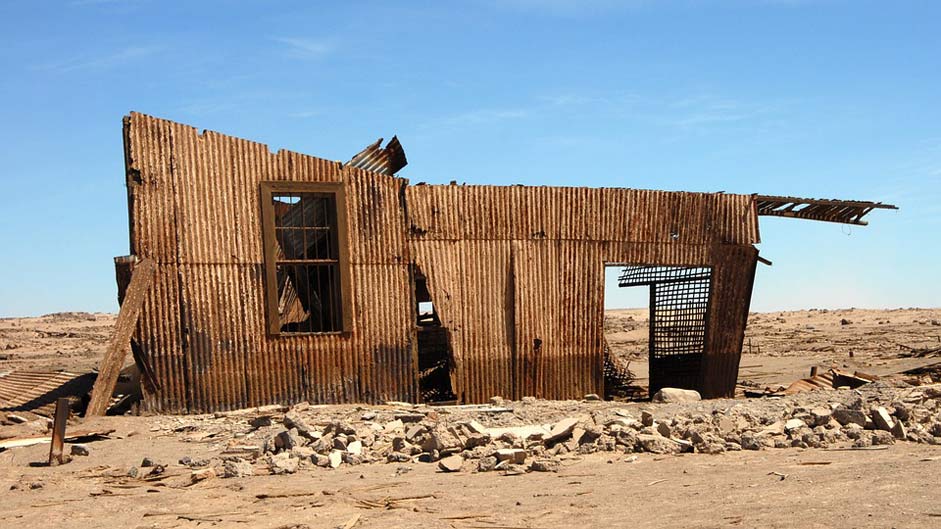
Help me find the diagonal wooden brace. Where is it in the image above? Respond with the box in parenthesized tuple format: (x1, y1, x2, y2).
(86, 257, 156, 417)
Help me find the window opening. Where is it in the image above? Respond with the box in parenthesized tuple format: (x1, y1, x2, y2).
(261, 183, 350, 334)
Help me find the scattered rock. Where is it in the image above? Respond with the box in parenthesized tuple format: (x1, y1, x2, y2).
(69, 444, 90, 457)
(477, 456, 498, 472)
(871, 407, 895, 432)
(529, 459, 560, 472)
(190, 468, 216, 482)
(141, 457, 156, 468)
(223, 458, 254, 478)
(328, 450, 343, 469)
(545, 418, 579, 444)
(652, 388, 701, 403)
(438, 455, 464, 472)
(494, 448, 527, 464)
(267, 453, 299, 475)
(832, 407, 867, 427)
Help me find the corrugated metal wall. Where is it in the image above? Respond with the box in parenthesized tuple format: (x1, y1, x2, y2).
(406, 185, 760, 402)
(126, 113, 760, 411)
(125, 113, 415, 412)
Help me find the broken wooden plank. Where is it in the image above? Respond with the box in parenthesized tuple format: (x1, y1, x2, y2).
(87, 257, 156, 416)
(48, 397, 69, 465)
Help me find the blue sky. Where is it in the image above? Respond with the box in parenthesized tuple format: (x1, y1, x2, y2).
(0, 0, 938, 316)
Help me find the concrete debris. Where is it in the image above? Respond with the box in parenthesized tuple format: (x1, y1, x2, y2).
(190, 468, 216, 482)
(107, 379, 941, 481)
(545, 418, 579, 444)
(438, 455, 464, 472)
(652, 388, 702, 403)
(223, 458, 254, 478)
(267, 453, 300, 475)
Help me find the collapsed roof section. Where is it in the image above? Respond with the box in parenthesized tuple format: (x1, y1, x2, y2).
(755, 195, 897, 226)
(346, 137, 407, 175)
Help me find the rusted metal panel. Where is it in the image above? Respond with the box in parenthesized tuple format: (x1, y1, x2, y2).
(125, 113, 414, 412)
(0, 371, 97, 417)
(406, 185, 760, 245)
(699, 244, 759, 398)
(348, 137, 407, 176)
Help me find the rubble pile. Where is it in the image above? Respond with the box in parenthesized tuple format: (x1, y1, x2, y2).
(142, 380, 941, 479)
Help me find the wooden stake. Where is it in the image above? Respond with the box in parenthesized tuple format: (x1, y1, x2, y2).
(49, 397, 70, 465)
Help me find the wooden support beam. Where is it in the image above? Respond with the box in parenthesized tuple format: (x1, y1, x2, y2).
(86, 258, 156, 416)
(48, 397, 69, 465)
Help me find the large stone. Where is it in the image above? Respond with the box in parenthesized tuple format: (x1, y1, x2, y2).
(70, 444, 90, 457)
(477, 456, 498, 472)
(871, 407, 895, 432)
(636, 434, 679, 454)
(810, 407, 832, 427)
(529, 459, 560, 472)
(641, 410, 655, 427)
(494, 448, 527, 464)
(545, 418, 579, 444)
(274, 429, 301, 452)
(266, 453, 299, 475)
(222, 458, 254, 478)
(438, 455, 464, 472)
(784, 419, 807, 433)
(651, 388, 701, 403)
(283, 412, 319, 441)
(190, 468, 216, 483)
(487, 425, 550, 441)
(464, 420, 488, 435)
(347, 440, 363, 455)
(871, 430, 895, 446)
(832, 407, 867, 427)
(328, 450, 343, 469)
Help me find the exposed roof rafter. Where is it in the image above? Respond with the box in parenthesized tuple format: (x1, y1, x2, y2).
(754, 194, 898, 226)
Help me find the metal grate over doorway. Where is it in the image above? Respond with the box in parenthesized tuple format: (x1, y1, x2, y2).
(618, 265, 713, 395)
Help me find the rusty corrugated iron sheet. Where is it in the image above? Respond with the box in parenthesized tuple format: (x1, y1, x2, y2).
(0, 371, 97, 417)
(125, 113, 415, 413)
(405, 185, 760, 244)
(347, 137, 407, 176)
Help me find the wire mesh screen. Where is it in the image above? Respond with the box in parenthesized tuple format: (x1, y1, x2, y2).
(650, 278, 711, 358)
(618, 265, 712, 287)
(616, 264, 713, 395)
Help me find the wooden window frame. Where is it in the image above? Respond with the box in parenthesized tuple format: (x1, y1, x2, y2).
(260, 181, 353, 335)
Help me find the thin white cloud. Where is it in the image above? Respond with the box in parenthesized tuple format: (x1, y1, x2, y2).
(38, 45, 162, 73)
(273, 37, 335, 59)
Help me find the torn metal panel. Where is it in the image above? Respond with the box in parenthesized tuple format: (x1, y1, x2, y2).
(347, 136, 407, 175)
(755, 195, 897, 225)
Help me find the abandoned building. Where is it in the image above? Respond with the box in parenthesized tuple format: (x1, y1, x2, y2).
(110, 112, 896, 414)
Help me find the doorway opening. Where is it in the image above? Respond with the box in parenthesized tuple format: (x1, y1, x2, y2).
(602, 265, 648, 400)
(413, 269, 456, 404)
(615, 265, 713, 397)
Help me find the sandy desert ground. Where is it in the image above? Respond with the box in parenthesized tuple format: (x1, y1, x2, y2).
(1, 308, 940, 529)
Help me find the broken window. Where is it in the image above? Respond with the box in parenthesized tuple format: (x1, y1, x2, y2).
(260, 182, 351, 334)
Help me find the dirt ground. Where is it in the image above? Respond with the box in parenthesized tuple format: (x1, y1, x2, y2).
(2, 415, 940, 529)
(1, 308, 941, 529)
